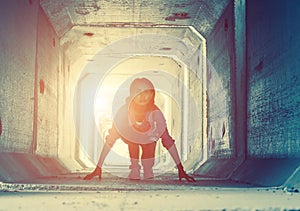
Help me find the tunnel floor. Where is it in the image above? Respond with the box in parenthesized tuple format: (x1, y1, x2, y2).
(1, 171, 300, 211)
(2, 171, 255, 191)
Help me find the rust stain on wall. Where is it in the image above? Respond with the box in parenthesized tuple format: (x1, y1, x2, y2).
(84, 32, 94, 37)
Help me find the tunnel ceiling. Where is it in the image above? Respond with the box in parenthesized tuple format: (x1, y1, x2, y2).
(40, 0, 229, 38)
(40, 0, 229, 73)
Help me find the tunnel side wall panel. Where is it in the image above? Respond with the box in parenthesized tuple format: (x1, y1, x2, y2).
(194, 1, 240, 178)
(247, 0, 300, 157)
(205, 1, 234, 159)
(35, 7, 60, 156)
(0, 1, 39, 152)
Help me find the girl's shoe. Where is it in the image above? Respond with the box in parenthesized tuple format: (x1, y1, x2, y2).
(143, 169, 154, 179)
(128, 164, 141, 180)
(83, 166, 102, 180)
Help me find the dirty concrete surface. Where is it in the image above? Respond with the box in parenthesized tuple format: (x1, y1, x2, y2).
(1, 171, 300, 211)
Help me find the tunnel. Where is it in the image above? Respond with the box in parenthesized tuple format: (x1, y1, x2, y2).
(1, 0, 300, 195)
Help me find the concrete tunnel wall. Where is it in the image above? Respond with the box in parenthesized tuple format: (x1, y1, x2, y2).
(195, 0, 300, 189)
(0, 0, 300, 189)
(0, 1, 69, 182)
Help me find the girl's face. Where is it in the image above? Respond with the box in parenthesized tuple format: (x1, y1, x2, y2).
(133, 90, 153, 106)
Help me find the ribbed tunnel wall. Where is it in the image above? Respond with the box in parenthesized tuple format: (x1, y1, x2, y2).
(1, 0, 300, 189)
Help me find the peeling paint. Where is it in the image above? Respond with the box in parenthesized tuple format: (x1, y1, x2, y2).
(0, 117, 2, 137)
(165, 12, 191, 21)
(175, 3, 186, 8)
(174, 0, 195, 8)
(224, 19, 228, 32)
(222, 122, 225, 138)
(74, 2, 100, 15)
(254, 60, 264, 72)
(160, 47, 172, 51)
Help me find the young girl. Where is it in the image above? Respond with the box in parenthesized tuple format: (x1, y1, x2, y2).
(84, 77, 195, 182)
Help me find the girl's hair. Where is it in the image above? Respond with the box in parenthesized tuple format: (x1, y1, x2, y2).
(129, 78, 155, 98)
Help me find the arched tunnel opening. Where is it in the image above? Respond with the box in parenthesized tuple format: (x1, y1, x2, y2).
(57, 28, 209, 178)
(1, 0, 300, 207)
